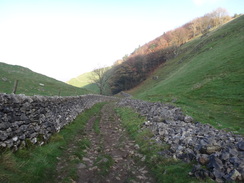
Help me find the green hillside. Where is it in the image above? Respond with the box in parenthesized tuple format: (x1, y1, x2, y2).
(129, 16, 244, 134)
(0, 62, 90, 96)
(67, 72, 99, 94)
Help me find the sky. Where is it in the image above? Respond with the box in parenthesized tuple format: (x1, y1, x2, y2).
(0, 0, 243, 82)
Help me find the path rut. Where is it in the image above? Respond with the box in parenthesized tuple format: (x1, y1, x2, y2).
(55, 103, 155, 183)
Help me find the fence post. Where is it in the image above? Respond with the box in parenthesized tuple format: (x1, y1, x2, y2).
(12, 80, 19, 94)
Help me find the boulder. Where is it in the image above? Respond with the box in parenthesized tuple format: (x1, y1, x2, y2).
(200, 145, 222, 155)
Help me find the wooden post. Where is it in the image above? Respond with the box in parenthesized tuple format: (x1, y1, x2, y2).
(12, 80, 19, 94)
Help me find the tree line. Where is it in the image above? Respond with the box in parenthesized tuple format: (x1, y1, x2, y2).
(131, 8, 231, 56)
(91, 8, 232, 95)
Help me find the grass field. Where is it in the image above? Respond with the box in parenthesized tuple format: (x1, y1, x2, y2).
(129, 16, 244, 135)
(0, 62, 90, 96)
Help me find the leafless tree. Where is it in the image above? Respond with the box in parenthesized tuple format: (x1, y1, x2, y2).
(90, 65, 111, 95)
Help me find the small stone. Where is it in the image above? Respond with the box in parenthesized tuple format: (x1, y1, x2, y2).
(82, 157, 91, 162)
(0, 130, 8, 141)
(89, 166, 98, 171)
(229, 157, 241, 167)
(200, 145, 222, 155)
(77, 163, 86, 169)
(134, 144, 140, 150)
(207, 156, 223, 170)
(0, 142, 7, 148)
(31, 137, 37, 144)
(237, 141, 244, 151)
(159, 129, 168, 136)
(141, 156, 146, 162)
(173, 154, 178, 160)
(184, 115, 193, 123)
(198, 154, 209, 165)
(144, 121, 151, 126)
(220, 152, 229, 161)
(227, 169, 242, 181)
(12, 136, 18, 141)
(98, 158, 108, 164)
(137, 175, 145, 180)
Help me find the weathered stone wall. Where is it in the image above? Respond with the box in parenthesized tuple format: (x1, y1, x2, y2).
(117, 98, 244, 182)
(0, 93, 116, 150)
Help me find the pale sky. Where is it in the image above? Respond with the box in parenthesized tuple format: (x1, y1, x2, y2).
(0, 0, 243, 81)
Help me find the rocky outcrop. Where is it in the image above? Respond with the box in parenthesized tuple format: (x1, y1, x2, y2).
(0, 93, 116, 150)
(117, 98, 244, 182)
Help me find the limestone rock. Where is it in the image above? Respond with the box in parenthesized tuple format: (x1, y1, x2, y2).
(184, 115, 193, 123)
(226, 169, 242, 181)
(200, 145, 222, 155)
(207, 156, 223, 170)
(77, 163, 86, 169)
(237, 141, 244, 151)
(198, 154, 209, 165)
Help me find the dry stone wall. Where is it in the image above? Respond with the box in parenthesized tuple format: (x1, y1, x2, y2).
(117, 98, 244, 182)
(0, 93, 116, 150)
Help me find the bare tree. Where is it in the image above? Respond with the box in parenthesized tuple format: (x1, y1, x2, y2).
(90, 65, 111, 95)
(190, 18, 199, 37)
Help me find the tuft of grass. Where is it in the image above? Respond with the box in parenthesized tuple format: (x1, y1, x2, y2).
(129, 16, 244, 135)
(0, 102, 106, 183)
(0, 152, 18, 172)
(77, 138, 91, 150)
(93, 116, 101, 134)
(94, 154, 114, 176)
(116, 107, 214, 183)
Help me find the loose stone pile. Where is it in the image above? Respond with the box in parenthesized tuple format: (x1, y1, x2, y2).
(0, 93, 116, 150)
(117, 98, 244, 182)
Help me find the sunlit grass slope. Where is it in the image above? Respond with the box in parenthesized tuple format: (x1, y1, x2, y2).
(129, 16, 244, 134)
(0, 62, 90, 96)
(67, 72, 99, 94)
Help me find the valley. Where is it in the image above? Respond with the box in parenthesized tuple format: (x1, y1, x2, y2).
(0, 12, 243, 183)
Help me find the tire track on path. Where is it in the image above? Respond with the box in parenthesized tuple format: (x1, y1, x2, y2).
(57, 102, 155, 183)
(77, 102, 154, 183)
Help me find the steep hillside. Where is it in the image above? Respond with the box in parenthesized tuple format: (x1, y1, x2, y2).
(109, 8, 232, 94)
(0, 62, 90, 96)
(129, 15, 244, 134)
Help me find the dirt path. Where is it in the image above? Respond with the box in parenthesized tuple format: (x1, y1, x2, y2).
(55, 102, 155, 183)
